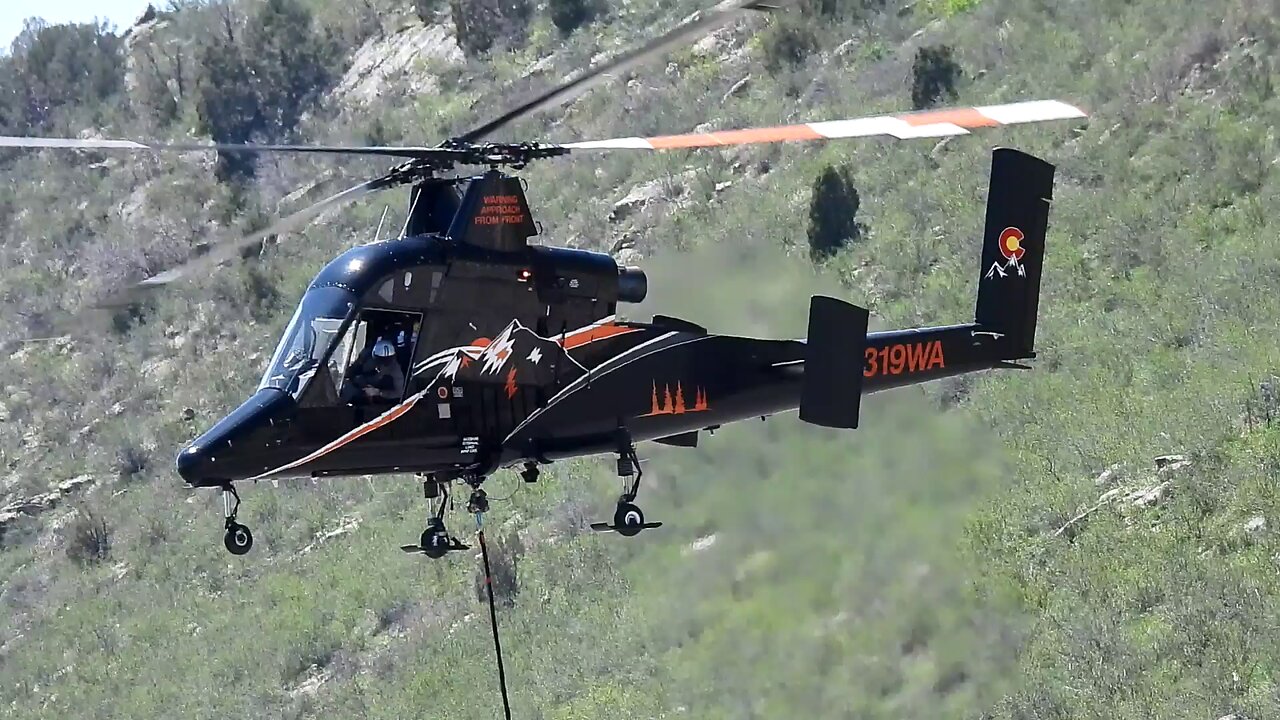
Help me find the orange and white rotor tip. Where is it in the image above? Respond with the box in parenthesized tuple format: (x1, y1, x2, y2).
(563, 99, 1088, 150)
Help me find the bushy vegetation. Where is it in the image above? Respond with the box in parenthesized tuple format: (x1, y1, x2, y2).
(911, 44, 962, 109)
(450, 0, 533, 56)
(548, 0, 600, 35)
(3, 0, 1280, 717)
(807, 163, 863, 262)
(0, 20, 124, 134)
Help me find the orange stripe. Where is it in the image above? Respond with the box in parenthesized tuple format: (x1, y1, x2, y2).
(647, 124, 824, 149)
(261, 395, 421, 477)
(899, 107, 999, 128)
(561, 324, 639, 349)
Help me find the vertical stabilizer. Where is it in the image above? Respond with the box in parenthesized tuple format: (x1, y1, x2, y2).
(799, 295, 870, 429)
(974, 148, 1055, 359)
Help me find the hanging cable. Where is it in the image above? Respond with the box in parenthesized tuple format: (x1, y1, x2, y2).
(470, 489, 513, 720)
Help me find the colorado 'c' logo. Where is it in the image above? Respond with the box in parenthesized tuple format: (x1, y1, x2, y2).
(998, 227, 1026, 261)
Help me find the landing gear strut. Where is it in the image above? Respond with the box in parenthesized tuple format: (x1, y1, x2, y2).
(591, 432, 663, 537)
(401, 477, 469, 558)
(221, 484, 253, 555)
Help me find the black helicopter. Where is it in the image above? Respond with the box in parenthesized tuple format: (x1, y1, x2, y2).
(0, 0, 1087, 559)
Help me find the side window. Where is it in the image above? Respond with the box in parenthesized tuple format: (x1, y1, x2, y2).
(337, 308, 422, 406)
(290, 316, 351, 407)
(326, 318, 366, 392)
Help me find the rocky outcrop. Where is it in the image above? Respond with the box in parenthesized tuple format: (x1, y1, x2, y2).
(0, 475, 95, 541)
(1052, 454, 1195, 540)
(334, 23, 464, 106)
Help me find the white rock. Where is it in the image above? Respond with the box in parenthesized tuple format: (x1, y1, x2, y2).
(1127, 482, 1171, 508)
(56, 476, 94, 496)
(1098, 487, 1126, 504)
(522, 54, 555, 79)
(722, 75, 751, 102)
(289, 664, 332, 698)
(299, 515, 362, 555)
(683, 533, 717, 555)
(334, 24, 463, 106)
(1243, 516, 1266, 533)
(609, 180, 667, 222)
(1154, 454, 1190, 471)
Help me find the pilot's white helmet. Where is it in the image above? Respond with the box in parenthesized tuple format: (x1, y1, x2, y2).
(373, 339, 396, 358)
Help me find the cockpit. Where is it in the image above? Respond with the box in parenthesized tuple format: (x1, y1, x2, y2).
(257, 283, 420, 408)
(258, 285, 357, 398)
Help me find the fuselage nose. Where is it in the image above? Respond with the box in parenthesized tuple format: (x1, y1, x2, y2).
(175, 388, 295, 487)
(176, 443, 210, 486)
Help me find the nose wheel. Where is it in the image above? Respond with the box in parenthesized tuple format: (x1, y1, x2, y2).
(224, 522, 253, 555)
(220, 484, 254, 555)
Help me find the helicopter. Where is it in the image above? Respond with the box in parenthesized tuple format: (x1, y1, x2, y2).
(0, 0, 1087, 560)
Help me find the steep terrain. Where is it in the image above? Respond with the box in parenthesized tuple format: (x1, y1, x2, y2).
(3, 0, 1280, 718)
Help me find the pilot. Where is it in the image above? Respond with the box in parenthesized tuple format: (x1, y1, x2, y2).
(346, 338, 405, 404)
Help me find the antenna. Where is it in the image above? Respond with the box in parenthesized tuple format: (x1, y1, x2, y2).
(373, 205, 390, 241)
(400, 188, 423, 239)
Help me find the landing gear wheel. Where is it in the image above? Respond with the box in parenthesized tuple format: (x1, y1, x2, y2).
(224, 522, 253, 555)
(218, 484, 253, 555)
(401, 503, 470, 558)
(591, 499, 664, 536)
(614, 502, 645, 536)
(420, 527, 452, 559)
(590, 433, 664, 536)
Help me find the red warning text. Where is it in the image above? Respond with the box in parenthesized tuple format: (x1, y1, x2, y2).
(863, 340, 946, 378)
(474, 194, 526, 226)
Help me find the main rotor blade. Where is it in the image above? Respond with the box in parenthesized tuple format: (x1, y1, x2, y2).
(455, 0, 793, 144)
(561, 100, 1088, 150)
(0, 135, 455, 159)
(96, 172, 401, 308)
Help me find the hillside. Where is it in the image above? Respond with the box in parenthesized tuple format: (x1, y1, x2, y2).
(2, 0, 1280, 718)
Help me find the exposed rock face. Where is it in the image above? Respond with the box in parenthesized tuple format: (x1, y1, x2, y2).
(610, 180, 669, 223)
(1126, 481, 1171, 508)
(1056, 453, 1197, 539)
(609, 170, 698, 223)
(334, 23, 464, 106)
(1153, 454, 1191, 472)
(0, 475, 97, 541)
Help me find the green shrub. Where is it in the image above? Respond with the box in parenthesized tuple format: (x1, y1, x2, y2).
(807, 164, 863, 262)
(910, 44, 962, 110)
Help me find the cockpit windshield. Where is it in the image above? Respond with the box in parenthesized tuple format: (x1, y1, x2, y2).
(257, 286, 357, 398)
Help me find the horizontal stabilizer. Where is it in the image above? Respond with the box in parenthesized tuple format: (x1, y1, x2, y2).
(799, 295, 869, 429)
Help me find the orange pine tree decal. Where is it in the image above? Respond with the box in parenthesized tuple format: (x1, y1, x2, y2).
(641, 382, 710, 416)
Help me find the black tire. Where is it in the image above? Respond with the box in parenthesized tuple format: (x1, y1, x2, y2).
(224, 523, 254, 555)
(614, 502, 644, 536)
(614, 502, 644, 527)
(421, 529, 448, 558)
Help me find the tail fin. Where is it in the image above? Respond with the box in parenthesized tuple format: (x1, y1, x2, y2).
(974, 148, 1055, 359)
(799, 295, 869, 429)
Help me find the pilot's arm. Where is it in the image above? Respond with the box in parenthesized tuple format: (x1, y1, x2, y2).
(380, 364, 406, 401)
